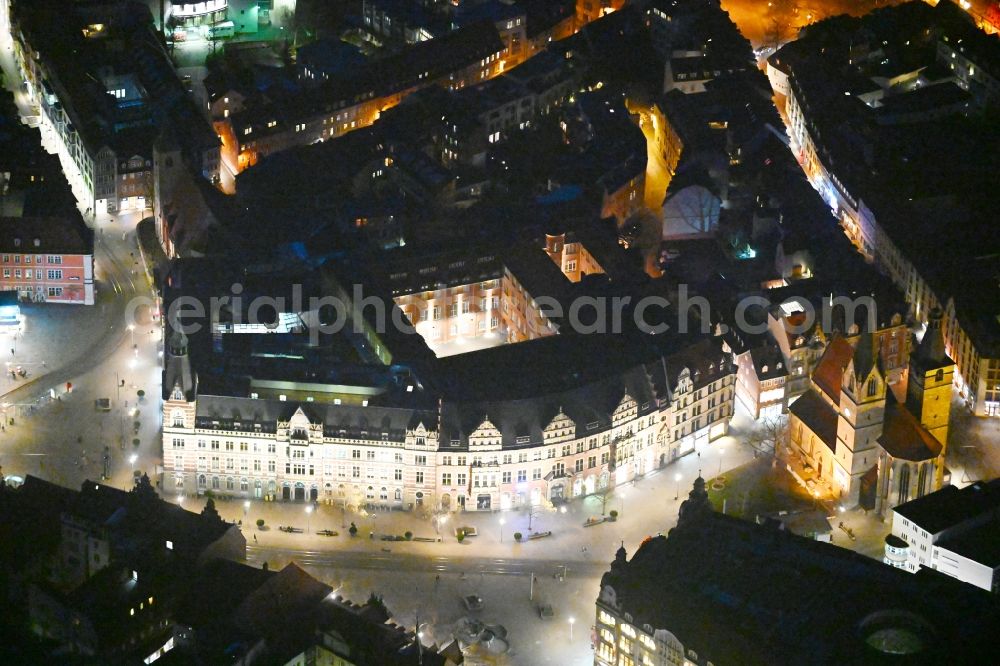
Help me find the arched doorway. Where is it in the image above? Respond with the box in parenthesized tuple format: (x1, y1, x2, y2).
(310, 486, 318, 502)
(573, 477, 584, 497)
(282, 484, 291, 501)
(441, 493, 451, 510)
(294, 483, 306, 501)
(585, 475, 596, 495)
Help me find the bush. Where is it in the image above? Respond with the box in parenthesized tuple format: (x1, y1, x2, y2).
(137, 389, 146, 399)
(514, 532, 523, 542)
(404, 531, 413, 540)
(131, 438, 141, 447)
(456, 530, 466, 543)
(256, 519, 265, 529)
(609, 509, 619, 519)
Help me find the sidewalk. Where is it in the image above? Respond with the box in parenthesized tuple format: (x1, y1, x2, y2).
(176, 428, 761, 565)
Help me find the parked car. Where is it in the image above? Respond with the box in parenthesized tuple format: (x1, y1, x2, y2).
(462, 595, 484, 611)
(172, 29, 187, 42)
(538, 603, 555, 619)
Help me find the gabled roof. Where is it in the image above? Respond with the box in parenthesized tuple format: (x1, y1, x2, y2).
(877, 392, 943, 462)
(788, 390, 838, 453)
(812, 336, 854, 403)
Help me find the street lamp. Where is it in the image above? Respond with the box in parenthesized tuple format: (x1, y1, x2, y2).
(499, 517, 505, 543)
(129, 453, 137, 472)
(719, 448, 725, 476)
(674, 473, 682, 500)
(619, 488, 626, 516)
(244, 500, 251, 523)
(305, 504, 313, 533)
(128, 324, 135, 348)
(568, 616, 575, 641)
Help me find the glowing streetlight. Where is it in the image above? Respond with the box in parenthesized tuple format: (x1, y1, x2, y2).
(128, 323, 135, 348)
(569, 616, 576, 641)
(559, 505, 567, 514)
(244, 500, 251, 522)
(674, 473, 682, 500)
(305, 504, 314, 533)
(499, 517, 506, 543)
(176, 494, 184, 505)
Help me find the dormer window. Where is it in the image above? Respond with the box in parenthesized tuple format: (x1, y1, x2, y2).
(172, 387, 183, 401)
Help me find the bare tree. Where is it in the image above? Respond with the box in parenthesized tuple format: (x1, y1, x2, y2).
(746, 415, 789, 458)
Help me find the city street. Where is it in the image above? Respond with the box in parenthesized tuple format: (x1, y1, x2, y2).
(0, 22, 164, 494)
(720, 0, 902, 47)
(170, 416, 763, 662)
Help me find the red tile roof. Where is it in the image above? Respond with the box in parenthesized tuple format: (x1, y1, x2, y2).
(811, 336, 854, 403)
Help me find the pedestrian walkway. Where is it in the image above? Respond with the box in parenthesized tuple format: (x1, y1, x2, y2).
(178, 429, 760, 567)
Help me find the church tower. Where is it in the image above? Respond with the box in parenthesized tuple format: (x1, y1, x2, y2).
(835, 333, 886, 505)
(906, 308, 954, 478)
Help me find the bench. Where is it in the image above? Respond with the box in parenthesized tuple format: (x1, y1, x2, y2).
(527, 531, 553, 540)
(583, 517, 605, 527)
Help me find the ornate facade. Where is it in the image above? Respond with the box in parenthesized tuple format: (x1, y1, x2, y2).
(162, 329, 737, 511)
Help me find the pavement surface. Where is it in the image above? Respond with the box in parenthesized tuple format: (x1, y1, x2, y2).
(0, 23, 164, 494)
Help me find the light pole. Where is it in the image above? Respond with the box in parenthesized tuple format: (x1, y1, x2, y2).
(499, 517, 505, 543)
(244, 500, 250, 524)
(569, 616, 575, 641)
(674, 473, 682, 500)
(719, 448, 725, 476)
(619, 489, 625, 516)
(129, 453, 137, 478)
(305, 504, 313, 533)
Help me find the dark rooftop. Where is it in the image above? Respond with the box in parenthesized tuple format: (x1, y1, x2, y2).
(893, 479, 1000, 535)
(600, 510, 1000, 665)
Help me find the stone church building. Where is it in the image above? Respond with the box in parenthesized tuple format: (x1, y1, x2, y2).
(788, 308, 953, 514)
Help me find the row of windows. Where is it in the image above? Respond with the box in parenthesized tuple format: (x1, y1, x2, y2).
(2, 254, 63, 264)
(2, 269, 62, 280)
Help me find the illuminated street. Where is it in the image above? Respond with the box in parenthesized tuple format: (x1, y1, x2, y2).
(0, 0, 997, 663)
